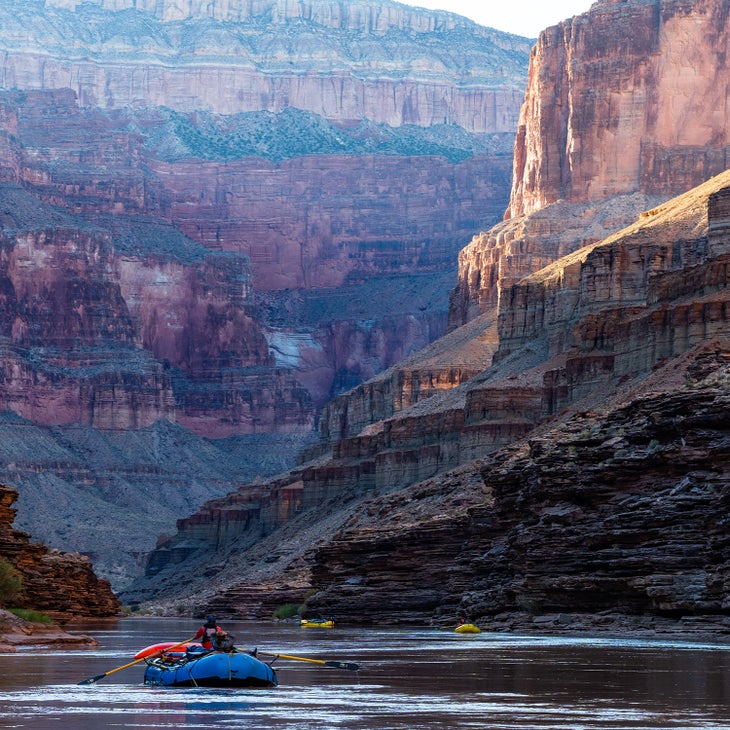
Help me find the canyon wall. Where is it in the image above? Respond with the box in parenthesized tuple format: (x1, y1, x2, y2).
(0, 88, 513, 431)
(451, 0, 730, 330)
(0, 176, 308, 437)
(127, 165, 730, 624)
(1, 57, 524, 133)
(0, 0, 530, 590)
(3, 0, 529, 131)
(0, 483, 119, 616)
(306, 344, 730, 630)
(300, 175, 730, 625)
(287, 2, 730, 624)
(0, 0, 529, 435)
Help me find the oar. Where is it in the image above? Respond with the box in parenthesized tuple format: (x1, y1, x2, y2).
(78, 637, 196, 685)
(256, 650, 359, 671)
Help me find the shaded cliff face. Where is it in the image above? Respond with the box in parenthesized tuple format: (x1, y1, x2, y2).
(126, 174, 730, 628)
(0, 483, 119, 617)
(306, 345, 730, 629)
(0, 100, 319, 586)
(0, 67, 518, 412)
(150, 152, 511, 292)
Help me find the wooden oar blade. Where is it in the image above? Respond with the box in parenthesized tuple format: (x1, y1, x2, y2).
(324, 660, 359, 671)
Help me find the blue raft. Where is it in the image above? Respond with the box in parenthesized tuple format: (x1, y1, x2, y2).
(143, 648, 277, 688)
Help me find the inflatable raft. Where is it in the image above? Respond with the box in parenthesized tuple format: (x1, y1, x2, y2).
(300, 618, 335, 628)
(141, 645, 277, 688)
(454, 623, 481, 634)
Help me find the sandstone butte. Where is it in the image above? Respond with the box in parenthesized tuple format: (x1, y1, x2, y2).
(0, 0, 530, 593)
(122, 0, 730, 636)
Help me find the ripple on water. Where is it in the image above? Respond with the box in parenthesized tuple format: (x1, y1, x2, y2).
(1, 621, 730, 729)
(0, 682, 727, 730)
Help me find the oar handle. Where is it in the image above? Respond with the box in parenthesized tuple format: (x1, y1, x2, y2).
(78, 637, 196, 685)
(260, 651, 326, 665)
(257, 650, 359, 671)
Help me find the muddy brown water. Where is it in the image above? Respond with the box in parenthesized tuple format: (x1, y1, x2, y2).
(0, 617, 729, 729)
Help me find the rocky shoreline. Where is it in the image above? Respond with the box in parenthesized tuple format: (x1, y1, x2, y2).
(0, 609, 99, 652)
(459, 611, 730, 643)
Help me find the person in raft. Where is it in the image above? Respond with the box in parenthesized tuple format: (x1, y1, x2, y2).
(194, 616, 235, 651)
(194, 616, 221, 649)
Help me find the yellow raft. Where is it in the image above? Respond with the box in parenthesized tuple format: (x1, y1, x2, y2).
(300, 618, 335, 628)
(454, 623, 481, 634)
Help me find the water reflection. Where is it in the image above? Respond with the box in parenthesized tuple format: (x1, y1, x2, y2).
(0, 619, 729, 729)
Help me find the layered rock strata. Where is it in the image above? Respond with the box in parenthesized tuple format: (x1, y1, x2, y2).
(131, 175, 730, 609)
(451, 0, 730, 329)
(9, 89, 514, 291)
(127, 1, 730, 624)
(2, 0, 531, 132)
(300, 172, 730, 625)
(129, 174, 730, 627)
(0, 484, 119, 617)
(0, 180, 309, 437)
(152, 153, 511, 291)
(0, 84, 514, 429)
(0, 0, 530, 436)
(306, 345, 730, 628)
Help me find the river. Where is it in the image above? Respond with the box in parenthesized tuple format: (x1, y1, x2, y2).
(0, 617, 728, 729)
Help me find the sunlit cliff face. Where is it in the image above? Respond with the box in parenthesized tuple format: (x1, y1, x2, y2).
(507, 0, 730, 220)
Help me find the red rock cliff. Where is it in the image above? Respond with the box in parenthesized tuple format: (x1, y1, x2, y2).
(0, 484, 119, 617)
(452, 0, 730, 329)
(508, 0, 730, 219)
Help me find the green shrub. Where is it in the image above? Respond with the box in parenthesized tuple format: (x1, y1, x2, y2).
(0, 558, 22, 606)
(273, 603, 302, 620)
(8, 608, 53, 624)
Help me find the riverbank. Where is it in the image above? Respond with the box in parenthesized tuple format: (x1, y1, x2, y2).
(0, 609, 99, 651)
(467, 611, 730, 642)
